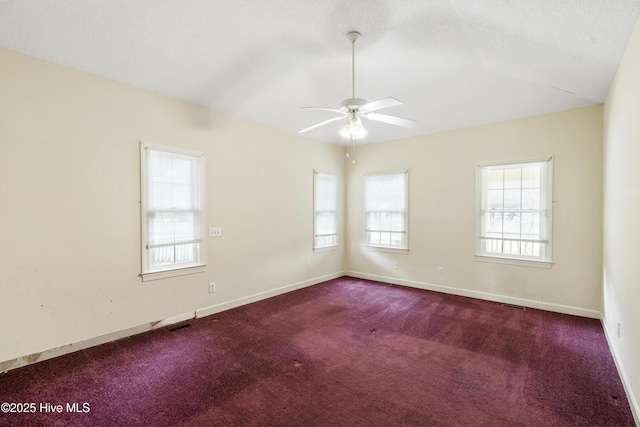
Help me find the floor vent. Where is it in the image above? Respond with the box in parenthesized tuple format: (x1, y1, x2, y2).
(502, 303, 526, 310)
(169, 324, 191, 332)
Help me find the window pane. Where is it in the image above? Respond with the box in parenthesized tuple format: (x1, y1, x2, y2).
(503, 189, 521, 209)
(488, 189, 503, 209)
(504, 168, 521, 189)
(488, 169, 504, 189)
(503, 212, 520, 234)
(368, 232, 381, 245)
(365, 173, 408, 249)
(503, 239, 520, 255)
(487, 212, 503, 234)
(522, 166, 540, 189)
(381, 232, 391, 246)
(365, 174, 406, 211)
(366, 212, 381, 231)
(316, 211, 336, 235)
(143, 145, 203, 273)
(314, 172, 337, 248)
(150, 243, 198, 268)
(484, 239, 502, 253)
(521, 189, 539, 210)
(478, 159, 552, 262)
(521, 213, 540, 236)
(391, 233, 404, 247)
(391, 212, 405, 231)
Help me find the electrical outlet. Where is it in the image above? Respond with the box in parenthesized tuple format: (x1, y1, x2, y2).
(617, 322, 621, 337)
(209, 282, 216, 293)
(307, 262, 311, 271)
(393, 261, 399, 269)
(437, 267, 444, 276)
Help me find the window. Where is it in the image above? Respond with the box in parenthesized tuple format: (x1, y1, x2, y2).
(314, 171, 338, 250)
(477, 158, 552, 265)
(364, 172, 408, 250)
(140, 143, 205, 280)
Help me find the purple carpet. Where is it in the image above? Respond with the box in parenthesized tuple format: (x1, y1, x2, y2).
(0, 277, 634, 426)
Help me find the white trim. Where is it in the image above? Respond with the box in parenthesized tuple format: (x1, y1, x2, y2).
(196, 271, 345, 318)
(345, 270, 600, 319)
(140, 141, 206, 279)
(140, 264, 206, 282)
(477, 156, 553, 167)
(362, 245, 409, 255)
(600, 315, 640, 425)
(140, 141, 205, 158)
(1, 272, 346, 373)
(476, 157, 553, 263)
(313, 170, 339, 251)
(0, 311, 195, 373)
(474, 255, 553, 269)
(313, 245, 338, 253)
(364, 170, 409, 251)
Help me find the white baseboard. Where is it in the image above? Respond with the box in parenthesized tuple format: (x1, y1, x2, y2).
(0, 272, 345, 374)
(345, 271, 601, 319)
(195, 271, 345, 318)
(0, 311, 195, 373)
(600, 315, 640, 426)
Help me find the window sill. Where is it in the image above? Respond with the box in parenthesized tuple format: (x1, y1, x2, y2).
(474, 255, 553, 269)
(141, 264, 206, 282)
(362, 245, 409, 255)
(313, 245, 339, 253)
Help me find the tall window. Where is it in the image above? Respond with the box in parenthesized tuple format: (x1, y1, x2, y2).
(141, 143, 205, 280)
(314, 171, 338, 249)
(477, 158, 552, 263)
(365, 172, 408, 250)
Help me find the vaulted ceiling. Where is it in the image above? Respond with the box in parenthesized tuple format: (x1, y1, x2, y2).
(1, 0, 639, 144)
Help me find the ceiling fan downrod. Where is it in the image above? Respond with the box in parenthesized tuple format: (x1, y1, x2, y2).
(347, 31, 360, 100)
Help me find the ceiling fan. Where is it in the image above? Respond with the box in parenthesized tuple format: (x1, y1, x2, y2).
(298, 31, 416, 140)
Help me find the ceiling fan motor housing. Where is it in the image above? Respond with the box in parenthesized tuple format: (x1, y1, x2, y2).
(341, 98, 367, 110)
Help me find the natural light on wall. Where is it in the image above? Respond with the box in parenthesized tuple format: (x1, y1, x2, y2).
(476, 158, 553, 266)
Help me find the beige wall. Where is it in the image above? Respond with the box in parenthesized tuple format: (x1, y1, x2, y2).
(346, 106, 604, 316)
(603, 17, 640, 421)
(0, 42, 628, 413)
(0, 48, 345, 364)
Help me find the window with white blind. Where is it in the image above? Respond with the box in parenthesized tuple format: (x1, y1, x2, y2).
(477, 158, 553, 266)
(314, 171, 338, 250)
(140, 143, 205, 281)
(364, 172, 408, 250)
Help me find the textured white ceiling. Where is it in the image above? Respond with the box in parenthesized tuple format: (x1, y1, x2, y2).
(1, 0, 639, 145)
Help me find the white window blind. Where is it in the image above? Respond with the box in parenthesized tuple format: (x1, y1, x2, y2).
(314, 172, 338, 249)
(365, 172, 408, 249)
(477, 158, 552, 262)
(141, 143, 205, 277)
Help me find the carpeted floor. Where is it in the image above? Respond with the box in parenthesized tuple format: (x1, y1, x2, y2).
(0, 277, 635, 426)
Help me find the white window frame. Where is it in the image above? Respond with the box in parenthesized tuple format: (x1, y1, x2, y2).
(476, 157, 553, 268)
(313, 171, 338, 251)
(364, 171, 409, 253)
(140, 142, 206, 281)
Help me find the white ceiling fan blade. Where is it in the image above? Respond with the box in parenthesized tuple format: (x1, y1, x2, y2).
(366, 113, 416, 128)
(302, 107, 345, 113)
(362, 97, 402, 112)
(298, 116, 345, 133)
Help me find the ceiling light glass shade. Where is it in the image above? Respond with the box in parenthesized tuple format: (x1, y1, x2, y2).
(340, 117, 367, 139)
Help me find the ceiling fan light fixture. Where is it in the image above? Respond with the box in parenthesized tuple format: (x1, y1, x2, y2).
(340, 117, 367, 140)
(298, 30, 415, 146)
